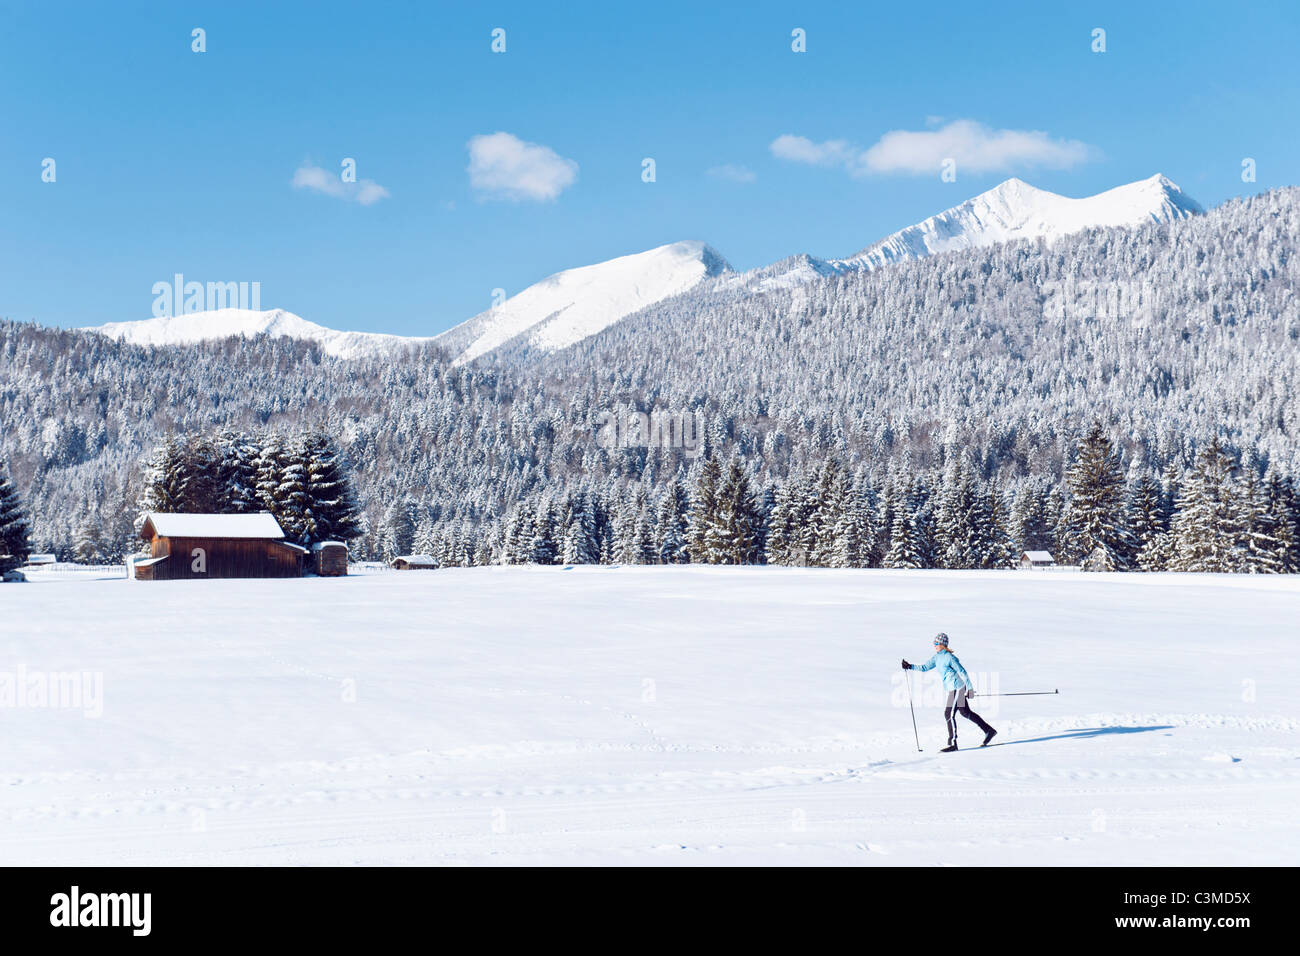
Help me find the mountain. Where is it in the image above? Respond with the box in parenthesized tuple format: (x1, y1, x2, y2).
(87, 308, 435, 359)
(83, 176, 1201, 361)
(10, 185, 1300, 561)
(839, 173, 1204, 270)
(434, 240, 733, 365)
(732, 174, 1204, 292)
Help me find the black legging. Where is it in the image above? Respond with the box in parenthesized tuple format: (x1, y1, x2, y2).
(945, 687, 993, 746)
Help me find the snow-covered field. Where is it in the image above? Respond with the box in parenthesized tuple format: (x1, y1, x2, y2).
(1, 566, 1296, 866)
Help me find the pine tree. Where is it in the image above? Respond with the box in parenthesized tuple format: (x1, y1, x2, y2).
(753, 479, 776, 562)
(704, 458, 761, 564)
(1136, 531, 1175, 571)
(906, 475, 936, 569)
(980, 485, 1016, 569)
(1047, 486, 1069, 559)
(1239, 473, 1284, 573)
(876, 479, 901, 564)
(181, 434, 224, 513)
(1065, 423, 1134, 569)
(216, 431, 263, 513)
(1169, 439, 1243, 573)
(932, 459, 965, 567)
(1264, 472, 1300, 572)
(764, 471, 810, 566)
(808, 459, 847, 567)
(530, 501, 559, 565)
(254, 433, 289, 520)
(72, 521, 106, 563)
(655, 480, 690, 564)
(935, 461, 981, 568)
(634, 504, 657, 565)
(0, 466, 32, 574)
(504, 502, 535, 564)
(830, 483, 876, 568)
(564, 492, 600, 565)
(412, 515, 439, 558)
(137, 436, 191, 516)
(610, 493, 638, 565)
(275, 437, 314, 546)
(1126, 472, 1166, 564)
(688, 457, 722, 562)
(1159, 461, 1182, 531)
(300, 431, 363, 544)
(1010, 480, 1055, 556)
(883, 510, 922, 569)
(377, 498, 416, 560)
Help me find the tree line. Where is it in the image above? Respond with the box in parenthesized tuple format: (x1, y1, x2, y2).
(3, 419, 1296, 574)
(378, 423, 1300, 573)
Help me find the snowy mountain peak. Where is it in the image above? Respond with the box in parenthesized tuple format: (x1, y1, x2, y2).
(837, 173, 1204, 273)
(987, 175, 1035, 195)
(435, 240, 733, 365)
(725, 174, 1205, 295)
(87, 308, 435, 359)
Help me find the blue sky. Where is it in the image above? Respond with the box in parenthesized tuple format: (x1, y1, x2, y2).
(2, 0, 1297, 336)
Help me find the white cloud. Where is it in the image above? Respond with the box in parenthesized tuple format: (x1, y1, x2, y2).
(769, 134, 855, 167)
(467, 132, 578, 201)
(355, 180, 391, 205)
(291, 164, 391, 205)
(863, 120, 1094, 175)
(771, 120, 1095, 177)
(707, 163, 757, 184)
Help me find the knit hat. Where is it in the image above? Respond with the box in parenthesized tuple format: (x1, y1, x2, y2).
(933, 632, 949, 648)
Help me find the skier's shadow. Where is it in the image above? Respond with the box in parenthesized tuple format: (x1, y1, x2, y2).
(997, 725, 1174, 746)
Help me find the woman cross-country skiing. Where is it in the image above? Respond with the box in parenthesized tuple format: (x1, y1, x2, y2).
(903, 633, 997, 751)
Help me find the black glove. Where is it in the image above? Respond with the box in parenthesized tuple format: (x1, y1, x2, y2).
(901, 659, 912, 670)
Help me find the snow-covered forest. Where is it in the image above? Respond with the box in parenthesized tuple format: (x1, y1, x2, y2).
(1, 187, 1298, 570)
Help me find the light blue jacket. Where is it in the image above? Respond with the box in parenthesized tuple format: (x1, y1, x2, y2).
(914, 649, 974, 692)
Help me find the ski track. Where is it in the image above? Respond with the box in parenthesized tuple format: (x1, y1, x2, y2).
(1, 566, 1297, 865)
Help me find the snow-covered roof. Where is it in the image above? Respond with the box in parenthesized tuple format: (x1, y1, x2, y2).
(25, 554, 56, 564)
(1022, 550, 1055, 561)
(280, 542, 309, 554)
(393, 554, 437, 564)
(132, 555, 168, 567)
(142, 512, 286, 540)
(311, 541, 347, 551)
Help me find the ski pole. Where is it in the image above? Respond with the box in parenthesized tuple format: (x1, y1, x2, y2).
(904, 668, 922, 751)
(976, 689, 1059, 697)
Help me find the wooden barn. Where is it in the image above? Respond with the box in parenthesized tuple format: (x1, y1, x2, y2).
(392, 554, 438, 570)
(312, 541, 349, 576)
(1019, 550, 1056, 569)
(134, 512, 307, 580)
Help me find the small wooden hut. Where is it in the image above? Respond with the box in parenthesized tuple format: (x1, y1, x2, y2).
(391, 554, 438, 570)
(135, 512, 306, 580)
(1019, 550, 1056, 569)
(312, 541, 349, 576)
